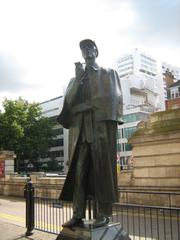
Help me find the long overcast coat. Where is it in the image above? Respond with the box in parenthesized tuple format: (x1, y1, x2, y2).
(57, 66, 123, 203)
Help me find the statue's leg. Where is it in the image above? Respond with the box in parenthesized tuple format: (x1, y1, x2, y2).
(97, 202, 112, 217)
(73, 142, 90, 219)
(90, 121, 117, 227)
(92, 202, 112, 227)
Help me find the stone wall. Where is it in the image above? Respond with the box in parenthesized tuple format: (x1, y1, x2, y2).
(0, 173, 65, 198)
(117, 108, 180, 206)
(34, 176, 65, 199)
(129, 108, 180, 188)
(0, 175, 27, 197)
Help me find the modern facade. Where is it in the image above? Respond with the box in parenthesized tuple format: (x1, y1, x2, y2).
(39, 96, 69, 173)
(116, 48, 161, 110)
(117, 107, 151, 169)
(116, 49, 162, 169)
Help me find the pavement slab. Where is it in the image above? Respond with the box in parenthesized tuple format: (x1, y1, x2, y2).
(0, 220, 56, 240)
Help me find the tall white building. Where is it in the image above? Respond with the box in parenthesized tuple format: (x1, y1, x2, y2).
(39, 96, 69, 173)
(117, 48, 161, 111)
(116, 49, 163, 168)
(116, 49, 180, 169)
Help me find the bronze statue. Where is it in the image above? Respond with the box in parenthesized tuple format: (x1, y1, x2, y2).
(57, 39, 123, 228)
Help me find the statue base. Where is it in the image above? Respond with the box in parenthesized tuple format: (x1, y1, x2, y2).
(56, 221, 130, 240)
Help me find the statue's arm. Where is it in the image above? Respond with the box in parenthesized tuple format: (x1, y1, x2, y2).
(57, 73, 82, 128)
(110, 69, 123, 121)
(65, 63, 85, 106)
(65, 78, 80, 106)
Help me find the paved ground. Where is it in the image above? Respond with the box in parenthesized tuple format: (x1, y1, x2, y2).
(0, 196, 56, 240)
(1, 195, 179, 239)
(0, 220, 56, 240)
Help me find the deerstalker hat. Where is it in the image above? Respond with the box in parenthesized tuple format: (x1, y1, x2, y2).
(79, 39, 98, 57)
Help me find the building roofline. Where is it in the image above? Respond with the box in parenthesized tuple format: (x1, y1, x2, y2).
(40, 96, 63, 105)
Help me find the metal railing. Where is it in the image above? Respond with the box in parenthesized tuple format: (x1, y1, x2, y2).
(118, 189, 180, 208)
(113, 203, 180, 240)
(25, 182, 180, 239)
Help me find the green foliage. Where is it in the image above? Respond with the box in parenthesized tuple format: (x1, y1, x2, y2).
(47, 159, 64, 172)
(0, 97, 56, 170)
(39, 158, 64, 172)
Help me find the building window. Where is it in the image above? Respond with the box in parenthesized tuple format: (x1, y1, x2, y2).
(51, 138, 64, 147)
(48, 150, 64, 158)
(53, 128, 63, 135)
(119, 72, 133, 78)
(124, 127, 137, 139)
(59, 150, 64, 157)
(117, 129, 124, 138)
(140, 54, 156, 63)
(119, 66, 133, 73)
(125, 143, 132, 151)
(118, 55, 133, 62)
(139, 69, 156, 76)
(118, 61, 133, 68)
(117, 143, 122, 152)
(123, 114, 137, 123)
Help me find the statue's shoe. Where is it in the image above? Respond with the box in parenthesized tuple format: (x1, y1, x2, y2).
(62, 217, 84, 228)
(93, 216, 110, 228)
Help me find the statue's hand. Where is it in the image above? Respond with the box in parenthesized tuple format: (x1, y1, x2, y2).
(75, 62, 85, 83)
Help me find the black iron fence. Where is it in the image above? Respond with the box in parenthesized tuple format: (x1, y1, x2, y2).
(112, 203, 180, 240)
(25, 182, 180, 239)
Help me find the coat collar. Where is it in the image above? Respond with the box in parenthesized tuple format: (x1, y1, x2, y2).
(85, 63, 99, 71)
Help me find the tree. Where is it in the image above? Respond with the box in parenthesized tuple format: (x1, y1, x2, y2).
(0, 98, 56, 171)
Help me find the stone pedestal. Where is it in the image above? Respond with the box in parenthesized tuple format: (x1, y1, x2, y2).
(56, 222, 130, 240)
(129, 109, 180, 189)
(116, 109, 180, 206)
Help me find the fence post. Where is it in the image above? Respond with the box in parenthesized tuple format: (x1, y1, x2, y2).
(24, 178, 34, 236)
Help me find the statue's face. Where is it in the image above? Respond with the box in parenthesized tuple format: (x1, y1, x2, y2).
(81, 45, 97, 60)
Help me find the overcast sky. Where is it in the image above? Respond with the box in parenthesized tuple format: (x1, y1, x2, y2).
(0, 0, 180, 110)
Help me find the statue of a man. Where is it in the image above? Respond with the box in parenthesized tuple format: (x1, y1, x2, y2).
(57, 39, 123, 228)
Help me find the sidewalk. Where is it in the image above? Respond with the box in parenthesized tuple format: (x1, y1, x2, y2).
(0, 220, 57, 240)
